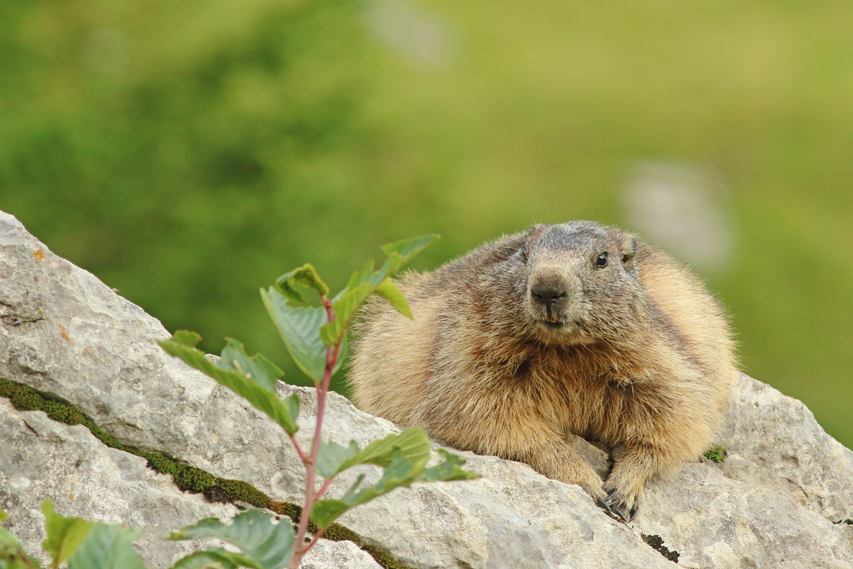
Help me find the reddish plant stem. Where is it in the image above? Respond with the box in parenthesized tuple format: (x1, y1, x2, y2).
(315, 476, 335, 501)
(304, 527, 328, 553)
(290, 435, 307, 464)
(289, 296, 344, 567)
(19, 552, 39, 569)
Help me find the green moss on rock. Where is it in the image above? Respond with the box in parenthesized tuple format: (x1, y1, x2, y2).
(362, 544, 413, 569)
(10, 385, 44, 411)
(704, 445, 728, 463)
(140, 452, 178, 475)
(0, 376, 416, 569)
(87, 426, 131, 453)
(214, 479, 271, 508)
(278, 502, 303, 522)
(0, 377, 15, 398)
(174, 465, 216, 493)
(42, 399, 84, 425)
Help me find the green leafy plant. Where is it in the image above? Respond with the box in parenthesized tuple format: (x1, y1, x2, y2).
(0, 500, 146, 569)
(1, 509, 39, 569)
(703, 445, 728, 463)
(0, 236, 477, 569)
(159, 235, 478, 568)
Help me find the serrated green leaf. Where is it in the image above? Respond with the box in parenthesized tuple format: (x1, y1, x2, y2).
(319, 282, 372, 346)
(217, 338, 283, 393)
(41, 500, 93, 568)
(339, 427, 431, 472)
(315, 440, 361, 479)
(274, 264, 329, 303)
(0, 511, 6, 523)
(68, 523, 144, 569)
(307, 500, 351, 532)
(310, 450, 417, 529)
(316, 235, 437, 348)
(374, 278, 412, 319)
(380, 234, 441, 263)
(311, 439, 478, 530)
(283, 394, 300, 427)
(0, 528, 19, 549)
(343, 260, 376, 291)
(315, 428, 431, 479)
(1, 522, 42, 569)
(378, 234, 440, 278)
(159, 334, 299, 436)
(169, 549, 250, 569)
(345, 235, 438, 293)
(170, 510, 295, 569)
(173, 330, 202, 348)
(261, 287, 326, 379)
(0, 532, 42, 569)
(344, 259, 383, 293)
(261, 287, 345, 381)
(264, 236, 434, 376)
(417, 449, 480, 483)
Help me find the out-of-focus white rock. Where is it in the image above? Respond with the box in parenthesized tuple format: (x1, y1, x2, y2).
(622, 160, 735, 274)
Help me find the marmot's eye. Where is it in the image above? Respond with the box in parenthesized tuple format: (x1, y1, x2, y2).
(595, 252, 609, 268)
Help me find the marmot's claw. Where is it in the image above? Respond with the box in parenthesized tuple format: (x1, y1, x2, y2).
(597, 487, 637, 523)
(610, 504, 627, 521)
(595, 496, 617, 519)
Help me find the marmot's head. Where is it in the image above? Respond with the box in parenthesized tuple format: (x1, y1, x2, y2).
(517, 221, 648, 346)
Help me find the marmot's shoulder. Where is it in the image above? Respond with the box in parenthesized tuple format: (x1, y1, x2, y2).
(426, 231, 527, 287)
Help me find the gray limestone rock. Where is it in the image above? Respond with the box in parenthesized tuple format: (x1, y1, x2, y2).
(301, 539, 383, 569)
(0, 398, 239, 568)
(718, 372, 853, 522)
(1, 209, 852, 568)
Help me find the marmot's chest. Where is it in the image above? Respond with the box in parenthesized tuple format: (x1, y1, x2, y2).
(498, 343, 632, 386)
(496, 349, 648, 439)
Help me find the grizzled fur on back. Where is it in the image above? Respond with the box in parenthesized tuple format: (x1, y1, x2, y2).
(349, 221, 737, 520)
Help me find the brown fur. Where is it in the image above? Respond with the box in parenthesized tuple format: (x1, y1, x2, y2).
(349, 221, 737, 518)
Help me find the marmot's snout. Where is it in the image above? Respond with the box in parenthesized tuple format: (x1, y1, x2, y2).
(528, 267, 575, 326)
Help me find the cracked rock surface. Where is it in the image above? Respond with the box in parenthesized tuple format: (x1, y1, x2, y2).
(0, 398, 240, 568)
(1, 210, 852, 568)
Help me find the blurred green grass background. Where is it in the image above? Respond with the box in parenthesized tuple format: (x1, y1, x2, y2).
(2, 0, 851, 446)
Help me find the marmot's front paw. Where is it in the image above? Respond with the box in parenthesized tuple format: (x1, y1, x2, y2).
(580, 481, 607, 502)
(596, 487, 638, 523)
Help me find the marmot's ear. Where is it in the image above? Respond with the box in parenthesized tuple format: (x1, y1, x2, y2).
(525, 224, 546, 241)
(620, 234, 638, 266)
(520, 224, 546, 264)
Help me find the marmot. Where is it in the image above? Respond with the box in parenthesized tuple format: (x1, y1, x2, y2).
(349, 221, 737, 521)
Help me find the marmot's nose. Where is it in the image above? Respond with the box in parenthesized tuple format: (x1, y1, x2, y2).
(530, 285, 567, 308)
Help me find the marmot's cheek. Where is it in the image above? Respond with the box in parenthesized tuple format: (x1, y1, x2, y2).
(524, 302, 539, 321)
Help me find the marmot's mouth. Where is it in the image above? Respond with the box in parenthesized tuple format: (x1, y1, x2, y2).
(541, 319, 564, 329)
